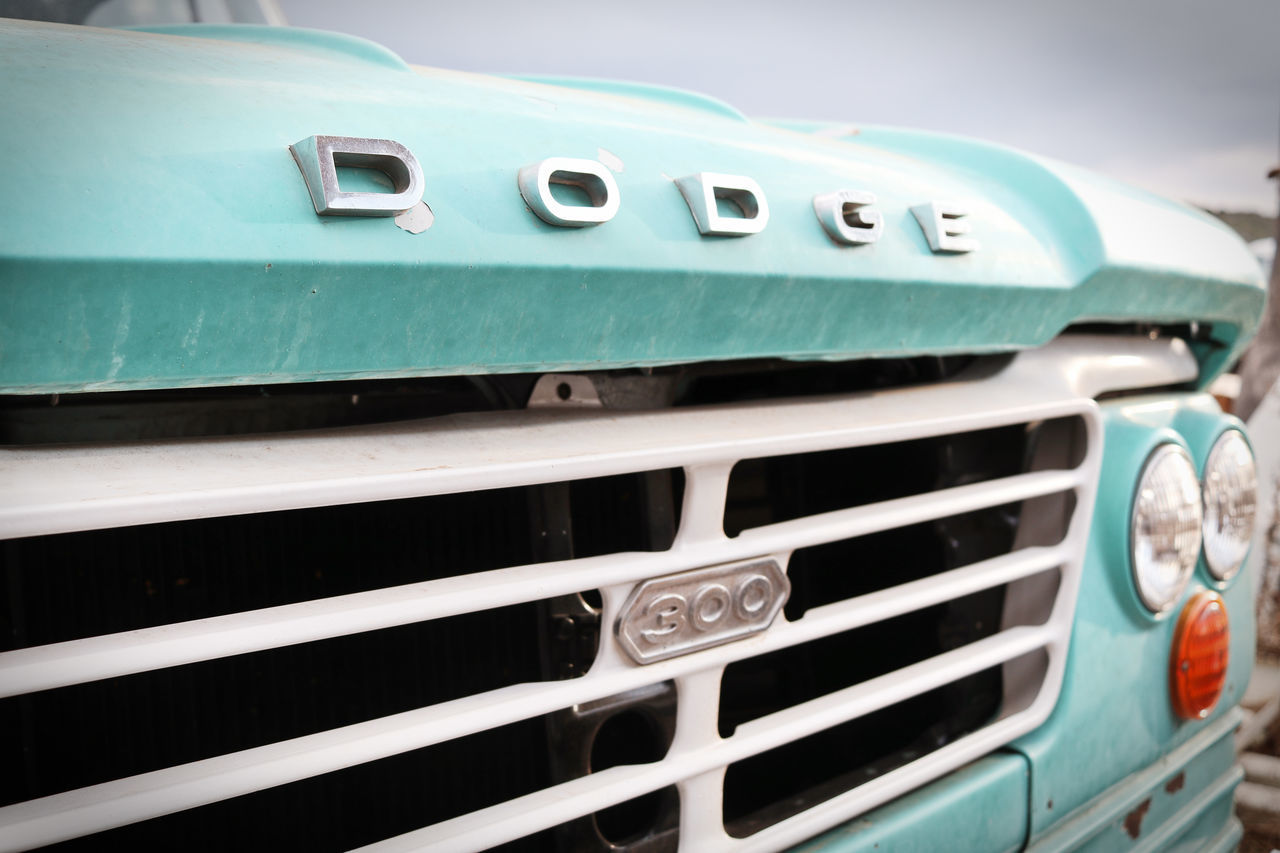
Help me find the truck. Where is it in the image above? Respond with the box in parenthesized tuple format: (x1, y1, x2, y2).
(0, 14, 1266, 853)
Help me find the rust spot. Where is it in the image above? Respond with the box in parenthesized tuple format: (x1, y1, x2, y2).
(1164, 772, 1185, 794)
(1123, 798, 1151, 839)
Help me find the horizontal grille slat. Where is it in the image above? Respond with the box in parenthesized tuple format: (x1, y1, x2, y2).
(0, 470, 1079, 699)
(35, 712, 564, 853)
(352, 626, 1054, 853)
(0, 335, 1184, 541)
(722, 667, 1004, 837)
(0, 544, 1068, 849)
(0, 601, 568, 805)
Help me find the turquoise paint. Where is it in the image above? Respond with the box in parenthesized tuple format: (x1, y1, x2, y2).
(786, 753, 1028, 853)
(1024, 711, 1240, 852)
(1013, 394, 1255, 842)
(0, 18, 1262, 849)
(0, 20, 1265, 394)
(1129, 764, 1239, 853)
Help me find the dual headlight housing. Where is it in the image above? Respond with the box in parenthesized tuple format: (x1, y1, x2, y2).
(1130, 430, 1257, 614)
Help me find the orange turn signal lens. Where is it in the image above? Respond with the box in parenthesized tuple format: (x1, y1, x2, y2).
(1170, 591, 1229, 720)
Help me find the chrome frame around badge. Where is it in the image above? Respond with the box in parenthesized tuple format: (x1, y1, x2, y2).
(615, 557, 789, 665)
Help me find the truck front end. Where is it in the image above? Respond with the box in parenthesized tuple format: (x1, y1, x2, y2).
(0, 18, 1266, 853)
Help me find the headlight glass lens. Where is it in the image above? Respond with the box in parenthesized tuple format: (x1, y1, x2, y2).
(1201, 430, 1257, 581)
(1131, 444, 1202, 613)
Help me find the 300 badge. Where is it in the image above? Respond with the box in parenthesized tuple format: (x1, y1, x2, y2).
(615, 558, 789, 665)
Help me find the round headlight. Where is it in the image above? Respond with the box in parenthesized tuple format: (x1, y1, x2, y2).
(1201, 429, 1257, 581)
(1131, 444, 1202, 613)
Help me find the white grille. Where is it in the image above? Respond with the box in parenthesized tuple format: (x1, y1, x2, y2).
(0, 336, 1197, 852)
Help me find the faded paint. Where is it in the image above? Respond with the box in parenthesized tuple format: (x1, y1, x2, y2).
(0, 20, 1265, 394)
(393, 201, 434, 234)
(597, 146, 625, 173)
(105, 294, 131, 380)
(181, 308, 205, 354)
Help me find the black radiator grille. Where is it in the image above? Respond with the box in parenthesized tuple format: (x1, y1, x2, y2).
(719, 588, 1009, 740)
(1, 471, 680, 651)
(0, 470, 683, 849)
(40, 713, 558, 853)
(0, 403, 1087, 850)
(1, 603, 548, 805)
(721, 664, 1007, 838)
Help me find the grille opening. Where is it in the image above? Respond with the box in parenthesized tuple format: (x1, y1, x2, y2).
(0, 592, 601, 806)
(38, 712, 565, 853)
(1001, 648, 1052, 718)
(594, 786, 679, 847)
(721, 665, 1006, 838)
(589, 709, 671, 844)
(484, 788, 680, 853)
(782, 496, 1074, 620)
(671, 355, 989, 407)
(0, 376, 507, 445)
(782, 525, 935, 621)
(540, 683, 679, 852)
(1, 469, 682, 651)
(591, 708, 669, 771)
(0, 355, 1004, 445)
(719, 587, 1007, 739)
(1025, 415, 1089, 472)
(1002, 568, 1063, 629)
(0, 376, 1094, 850)
(723, 421, 1054, 538)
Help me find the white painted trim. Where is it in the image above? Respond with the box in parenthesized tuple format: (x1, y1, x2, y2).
(0, 335, 1191, 540)
(0, 334, 1196, 850)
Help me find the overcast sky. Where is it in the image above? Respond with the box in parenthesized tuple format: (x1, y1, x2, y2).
(276, 0, 1279, 216)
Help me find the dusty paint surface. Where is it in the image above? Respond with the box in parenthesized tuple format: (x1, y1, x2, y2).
(0, 19, 1265, 394)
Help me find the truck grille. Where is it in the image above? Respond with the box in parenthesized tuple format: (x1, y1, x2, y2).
(0, 336, 1198, 852)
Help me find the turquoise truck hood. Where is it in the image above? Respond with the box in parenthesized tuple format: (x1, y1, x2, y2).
(0, 18, 1266, 394)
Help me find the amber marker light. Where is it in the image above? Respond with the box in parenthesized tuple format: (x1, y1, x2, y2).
(1170, 591, 1229, 720)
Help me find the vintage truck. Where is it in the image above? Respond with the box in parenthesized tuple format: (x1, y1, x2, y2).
(0, 14, 1266, 853)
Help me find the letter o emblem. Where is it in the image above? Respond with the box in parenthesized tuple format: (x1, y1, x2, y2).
(734, 574, 774, 620)
(691, 583, 732, 631)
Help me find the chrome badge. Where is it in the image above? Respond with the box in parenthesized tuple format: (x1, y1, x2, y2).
(288, 135, 979, 252)
(911, 201, 978, 253)
(675, 172, 769, 236)
(518, 156, 620, 227)
(289, 135, 424, 216)
(615, 558, 789, 664)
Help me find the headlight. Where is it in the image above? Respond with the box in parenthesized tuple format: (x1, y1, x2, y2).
(1131, 444, 1202, 613)
(1201, 429, 1257, 581)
